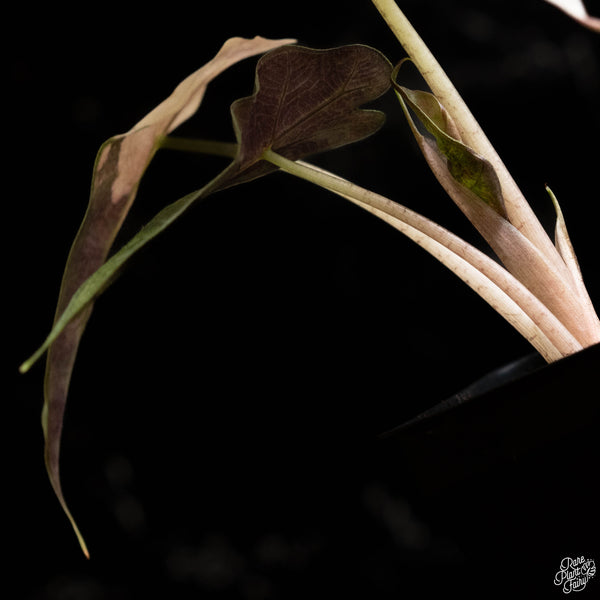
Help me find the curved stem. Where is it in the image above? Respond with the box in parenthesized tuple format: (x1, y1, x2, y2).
(158, 136, 238, 158)
(370, 0, 567, 278)
(262, 149, 582, 361)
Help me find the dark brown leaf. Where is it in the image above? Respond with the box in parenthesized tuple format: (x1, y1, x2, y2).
(218, 44, 392, 189)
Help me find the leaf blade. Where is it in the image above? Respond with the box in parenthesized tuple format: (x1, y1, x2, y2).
(25, 36, 295, 557)
(393, 73, 506, 218)
(218, 44, 392, 189)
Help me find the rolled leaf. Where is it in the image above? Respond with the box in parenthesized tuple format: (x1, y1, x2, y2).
(392, 63, 506, 218)
(392, 65, 599, 347)
(23, 40, 394, 556)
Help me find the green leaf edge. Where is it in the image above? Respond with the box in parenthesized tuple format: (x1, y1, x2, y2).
(391, 61, 507, 218)
(20, 164, 236, 375)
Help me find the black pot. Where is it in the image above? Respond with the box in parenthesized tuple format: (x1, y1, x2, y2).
(375, 343, 600, 597)
(380, 343, 599, 489)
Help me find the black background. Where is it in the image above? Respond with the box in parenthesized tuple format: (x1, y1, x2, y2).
(10, 1, 600, 598)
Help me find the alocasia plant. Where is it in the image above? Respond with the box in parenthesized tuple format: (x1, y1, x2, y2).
(21, 0, 600, 556)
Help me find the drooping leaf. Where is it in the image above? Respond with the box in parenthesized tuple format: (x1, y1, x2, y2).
(22, 40, 393, 556)
(21, 35, 295, 558)
(22, 43, 391, 376)
(543, 0, 600, 31)
(20, 174, 232, 375)
(217, 44, 392, 189)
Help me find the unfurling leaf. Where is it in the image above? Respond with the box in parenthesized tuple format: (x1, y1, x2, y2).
(542, 0, 600, 31)
(21, 35, 295, 558)
(392, 62, 506, 218)
(391, 61, 598, 347)
(218, 44, 392, 189)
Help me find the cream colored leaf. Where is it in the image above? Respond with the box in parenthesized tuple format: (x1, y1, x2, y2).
(543, 0, 600, 31)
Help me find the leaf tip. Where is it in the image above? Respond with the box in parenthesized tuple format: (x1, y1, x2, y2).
(57, 487, 90, 559)
(545, 184, 560, 208)
(79, 537, 91, 560)
(19, 346, 46, 374)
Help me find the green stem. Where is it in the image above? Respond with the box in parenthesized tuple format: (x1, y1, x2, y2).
(159, 136, 238, 158)
(19, 160, 238, 375)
